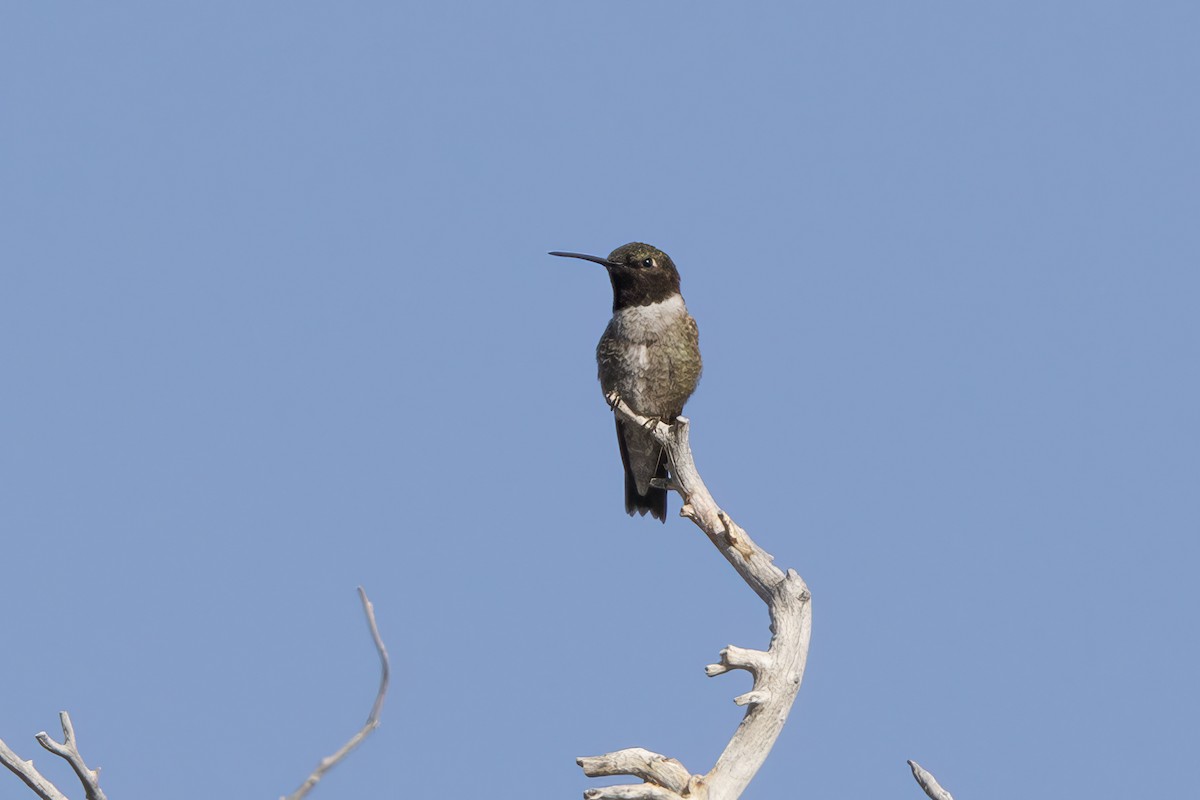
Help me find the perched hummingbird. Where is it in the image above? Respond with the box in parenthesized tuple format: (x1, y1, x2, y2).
(550, 243, 702, 522)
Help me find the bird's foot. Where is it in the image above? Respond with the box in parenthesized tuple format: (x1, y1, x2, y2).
(605, 390, 622, 411)
(640, 415, 664, 431)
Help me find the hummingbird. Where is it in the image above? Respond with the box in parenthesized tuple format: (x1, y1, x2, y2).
(550, 243, 702, 522)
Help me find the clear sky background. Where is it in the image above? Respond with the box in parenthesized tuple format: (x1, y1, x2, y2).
(2, 3, 1197, 799)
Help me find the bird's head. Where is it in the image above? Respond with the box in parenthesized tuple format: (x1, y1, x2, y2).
(550, 242, 681, 309)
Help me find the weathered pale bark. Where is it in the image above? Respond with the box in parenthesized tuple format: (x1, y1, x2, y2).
(576, 396, 813, 800)
(0, 713, 103, 800)
(909, 760, 955, 800)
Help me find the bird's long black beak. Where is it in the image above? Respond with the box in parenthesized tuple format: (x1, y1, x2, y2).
(549, 251, 615, 268)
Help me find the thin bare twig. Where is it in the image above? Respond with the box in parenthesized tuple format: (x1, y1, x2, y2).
(908, 760, 955, 800)
(282, 586, 391, 800)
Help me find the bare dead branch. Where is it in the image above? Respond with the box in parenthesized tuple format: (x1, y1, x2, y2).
(0, 737, 69, 800)
(908, 760, 955, 800)
(34, 713, 107, 800)
(4, 589, 390, 800)
(705, 645, 770, 678)
(0, 712, 104, 800)
(577, 396, 813, 800)
(583, 783, 686, 800)
(578, 748, 692, 794)
(282, 586, 391, 800)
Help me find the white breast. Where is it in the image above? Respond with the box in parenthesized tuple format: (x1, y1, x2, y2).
(610, 293, 687, 342)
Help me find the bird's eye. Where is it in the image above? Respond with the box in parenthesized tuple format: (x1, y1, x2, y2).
(641, 257, 655, 268)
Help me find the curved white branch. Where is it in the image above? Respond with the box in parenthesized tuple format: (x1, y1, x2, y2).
(283, 586, 390, 800)
(578, 396, 814, 800)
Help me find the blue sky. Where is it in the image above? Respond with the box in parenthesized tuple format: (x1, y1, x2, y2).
(2, 3, 1197, 798)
